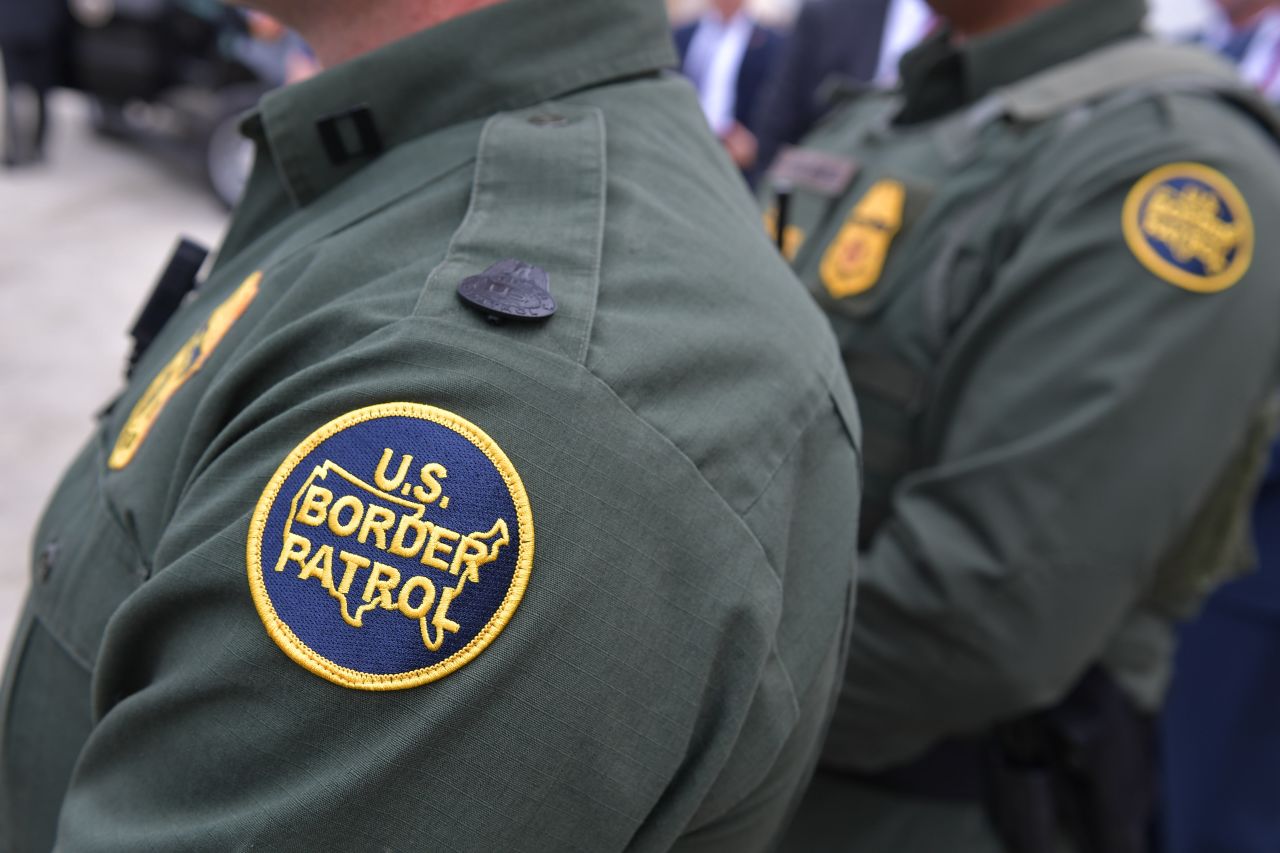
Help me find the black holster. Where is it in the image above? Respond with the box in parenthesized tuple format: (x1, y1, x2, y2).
(1002, 667, 1157, 853)
(857, 667, 1157, 853)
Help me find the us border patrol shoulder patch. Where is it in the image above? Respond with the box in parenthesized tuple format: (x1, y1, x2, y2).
(247, 403, 533, 690)
(1122, 163, 1253, 293)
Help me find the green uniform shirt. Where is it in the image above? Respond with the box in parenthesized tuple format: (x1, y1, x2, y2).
(0, 2, 862, 850)
(767, 0, 1280, 847)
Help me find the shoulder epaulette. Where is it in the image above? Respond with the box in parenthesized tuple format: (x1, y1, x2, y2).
(414, 103, 607, 365)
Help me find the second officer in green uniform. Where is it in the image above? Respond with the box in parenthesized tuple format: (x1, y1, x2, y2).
(766, 0, 1280, 850)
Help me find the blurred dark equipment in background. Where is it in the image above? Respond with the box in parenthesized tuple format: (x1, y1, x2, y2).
(62, 0, 279, 207)
(0, 0, 72, 166)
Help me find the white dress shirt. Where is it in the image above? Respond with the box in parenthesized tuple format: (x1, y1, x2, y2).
(1203, 9, 1280, 103)
(683, 11, 755, 135)
(874, 0, 935, 86)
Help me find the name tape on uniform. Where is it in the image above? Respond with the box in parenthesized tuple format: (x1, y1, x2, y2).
(1122, 162, 1253, 294)
(246, 403, 534, 690)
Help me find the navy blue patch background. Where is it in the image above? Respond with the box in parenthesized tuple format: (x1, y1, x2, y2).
(1138, 176, 1241, 278)
(259, 415, 520, 676)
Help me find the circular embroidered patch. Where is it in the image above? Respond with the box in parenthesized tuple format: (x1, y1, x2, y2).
(247, 402, 533, 690)
(1122, 162, 1253, 293)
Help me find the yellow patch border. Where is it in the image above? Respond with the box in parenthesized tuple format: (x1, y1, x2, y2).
(245, 402, 535, 691)
(1122, 162, 1253, 294)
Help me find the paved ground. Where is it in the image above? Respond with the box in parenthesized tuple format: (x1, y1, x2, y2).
(0, 92, 228, 658)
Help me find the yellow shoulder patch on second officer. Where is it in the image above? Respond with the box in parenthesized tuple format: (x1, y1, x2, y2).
(1122, 163, 1253, 293)
(820, 180, 906, 299)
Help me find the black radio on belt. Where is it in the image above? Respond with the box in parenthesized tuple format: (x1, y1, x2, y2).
(126, 237, 209, 377)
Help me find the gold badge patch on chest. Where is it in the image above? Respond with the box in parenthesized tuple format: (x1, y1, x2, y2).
(820, 179, 906, 299)
(246, 403, 534, 691)
(109, 271, 262, 470)
(1122, 163, 1253, 293)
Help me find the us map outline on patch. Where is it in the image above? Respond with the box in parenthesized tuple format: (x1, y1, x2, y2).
(247, 403, 534, 691)
(279, 460, 510, 650)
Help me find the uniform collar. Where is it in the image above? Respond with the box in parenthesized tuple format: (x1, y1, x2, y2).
(895, 0, 1147, 124)
(242, 0, 675, 206)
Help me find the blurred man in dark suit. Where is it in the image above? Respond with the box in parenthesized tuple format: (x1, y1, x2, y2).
(675, 0, 782, 178)
(755, 0, 940, 173)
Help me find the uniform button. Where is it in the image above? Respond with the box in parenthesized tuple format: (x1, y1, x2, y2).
(37, 541, 59, 583)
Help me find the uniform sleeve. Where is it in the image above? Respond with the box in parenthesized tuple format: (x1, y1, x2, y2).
(46, 314, 858, 851)
(824, 140, 1280, 771)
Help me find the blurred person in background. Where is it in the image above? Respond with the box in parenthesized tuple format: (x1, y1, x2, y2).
(1196, 0, 1280, 101)
(230, 9, 320, 86)
(1159, 4, 1280, 852)
(675, 0, 782, 179)
(753, 0, 934, 176)
(1161, 444, 1280, 853)
(0, 0, 71, 166)
(762, 0, 1280, 849)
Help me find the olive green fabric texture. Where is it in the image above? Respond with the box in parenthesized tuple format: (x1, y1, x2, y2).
(785, 769, 1043, 853)
(0, 2, 863, 850)
(768, 0, 1280, 848)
